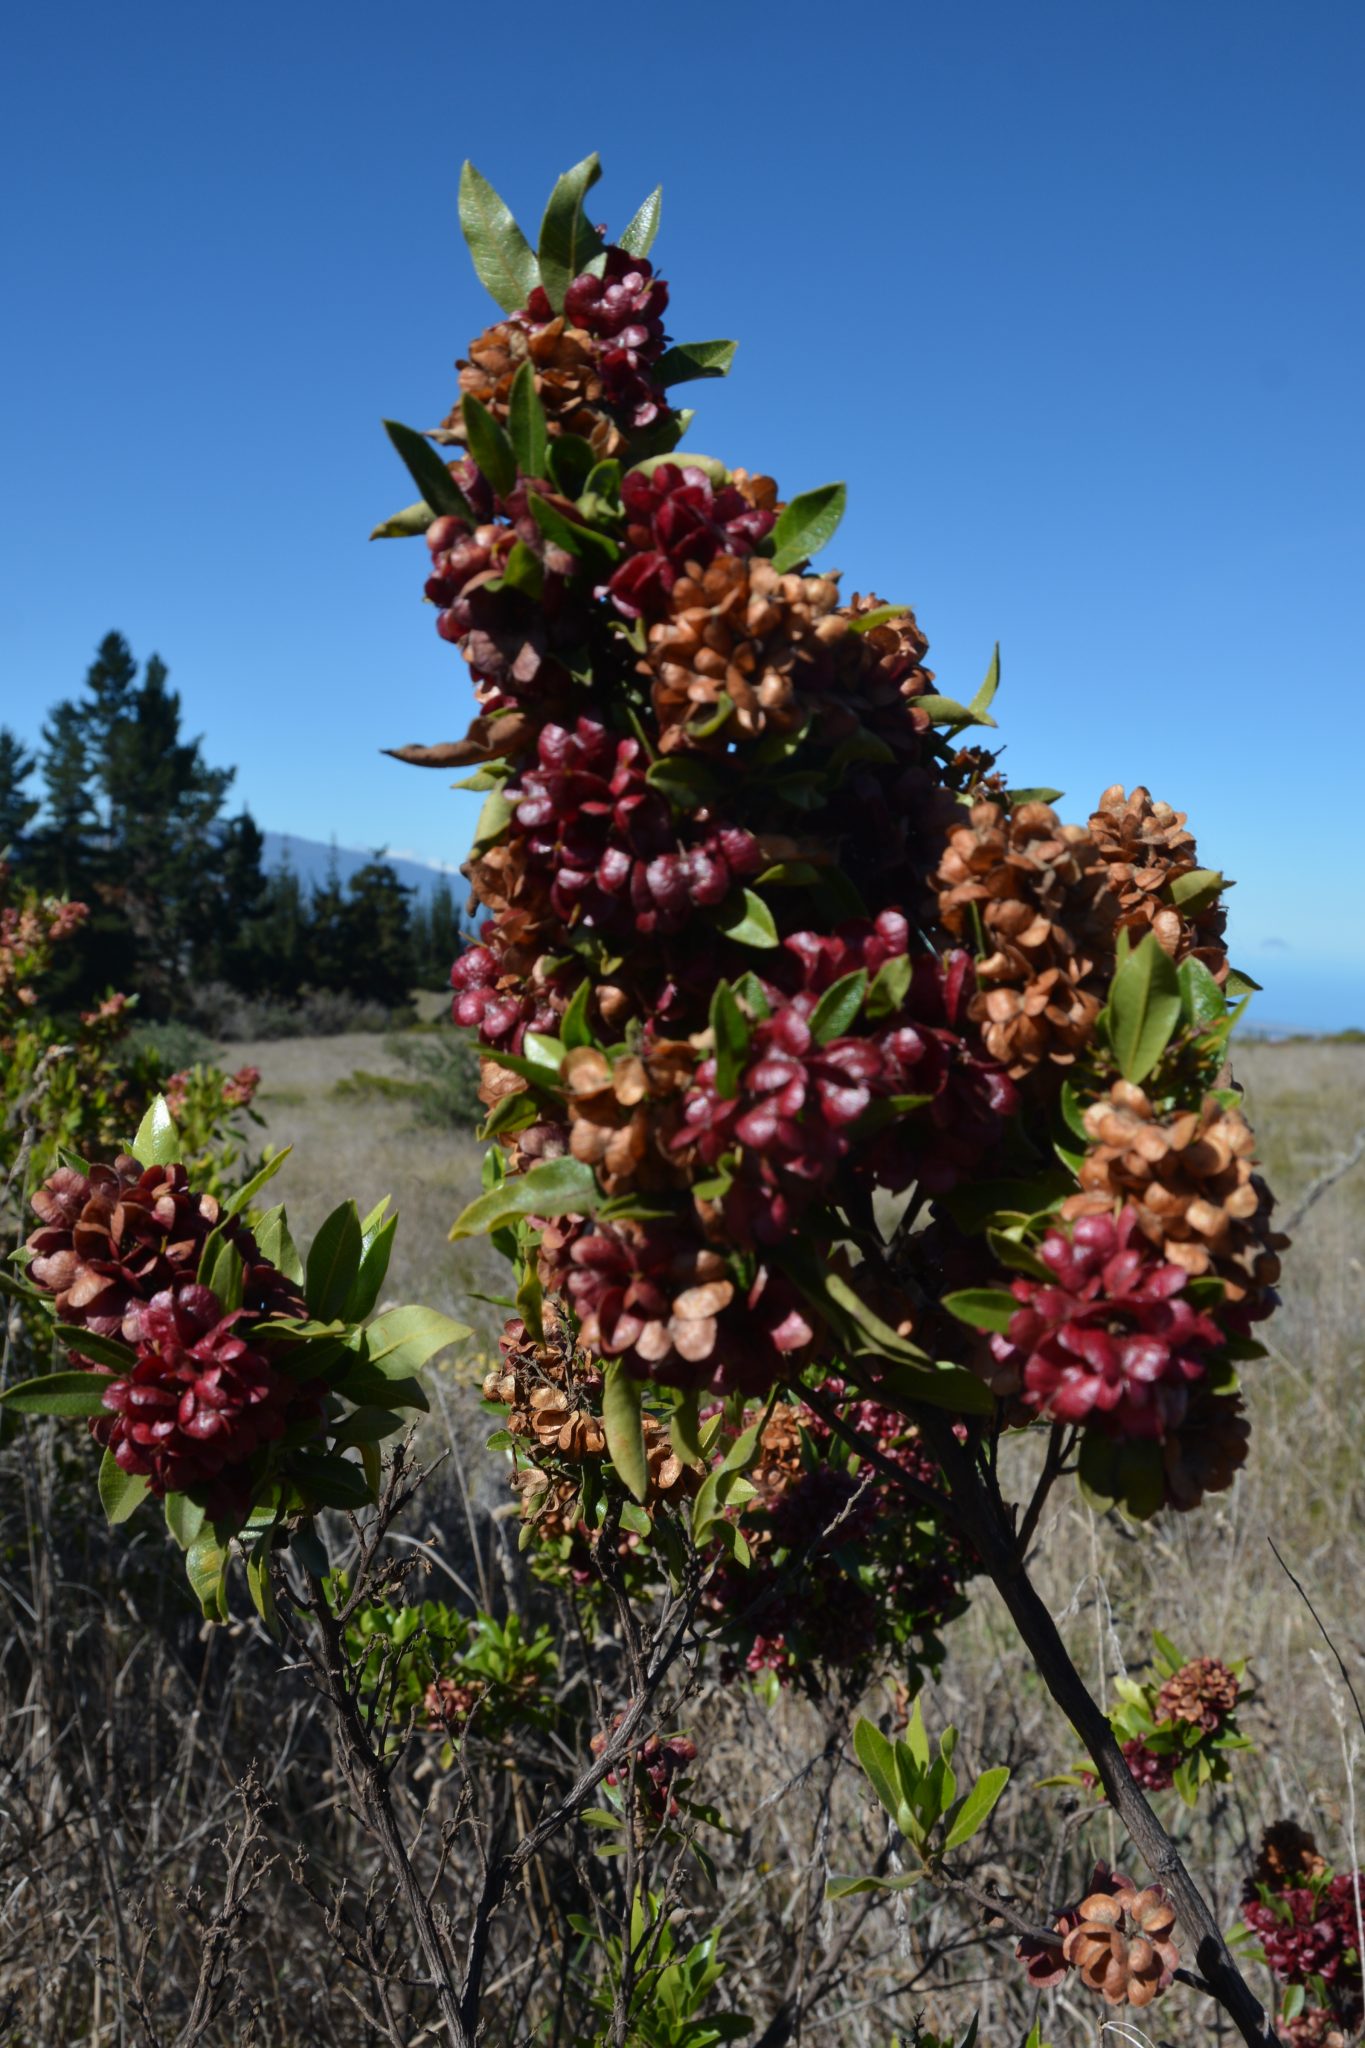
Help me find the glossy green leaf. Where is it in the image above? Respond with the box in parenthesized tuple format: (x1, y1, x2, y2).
(537, 152, 604, 313)
(846, 604, 912, 635)
(305, 1201, 363, 1321)
(383, 420, 475, 524)
(770, 483, 846, 573)
(559, 979, 594, 1050)
(655, 339, 738, 386)
(460, 392, 517, 499)
(358, 1304, 471, 1379)
(1107, 932, 1183, 1084)
(618, 185, 662, 258)
(186, 1529, 230, 1622)
(713, 887, 778, 949)
(346, 1213, 397, 1322)
(602, 1360, 649, 1503)
(1179, 955, 1228, 1029)
(1008, 785, 1064, 805)
(507, 360, 549, 479)
(853, 1716, 903, 1823)
(98, 1451, 148, 1525)
(198, 1229, 245, 1314)
(1, 1371, 112, 1417)
(526, 491, 620, 574)
(1225, 966, 1262, 998)
(223, 1147, 291, 1218)
(1167, 866, 1226, 913)
(131, 1094, 178, 1168)
(545, 432, 597, 498)
(165, 1491, 207, 1550)
(968, 643, 1000, 723)
(866, 953, 911, 1020)
(292, 1451, 373, 1510)
(942, 1766, 1010, 1851)
(645, 756, 721, 809)
(917, 693, 996, 729)
(669, 1388, 704, 1469)
(709, 980, 752, 1099)
(369, 500, 435, 540)
(246, 1527, 280, 1636)
(52, 1324, 135, 1369)
(458, 160, 540, 313)
(809, 969, 867, 1045)
(449, 1155, 601, 1240)
(942, 1288, 1019, 1335)
(253, 1204, 304, 1286)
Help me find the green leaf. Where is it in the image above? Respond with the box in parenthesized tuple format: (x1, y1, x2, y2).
(853, 1717, 903, 1823)
(246, 1527, 280, 1636)
(770, 483, 846, 573)
(346, 1213, 397, 1322)
(292, 1451, 374, 1510)
(370, 500, 435, 540)
(655, 340, 738, 386)
(383, 420, 474, 524)
(186, 1529, 230, 1622)
(713, 888, 778, 950)
(942, 1766, 1010, 1851)
(358, 1304, 470, 1379)
(942, 1288, 1019, 1336)
(825, 1872, 922, 1899)
(131, 1094, 178, 1168)
(1008, 785, 1064, 805)
(645, 756, 722, 809)
(460, 392, 517, 499)
(449, 1155, 601, 1241)
(305, 1201, 363, 1322)
(846, 604, 912, 635)
(471, 784, 513, 857)
(602, 1361, 649, 1503)
(1, 1371, 112, 1417)
(507, 360, 549, 479)
(916, 693, 996, 729)
(1107, 932, 1183, 1084)
(224, 1147, 291, 1218)
(545, 433, 597, 498)
(1179, 955, 1228, 1029)
(559, 979, 594, 1050)
(537, 152, 604, 313)
(52, 1325, 135, 1369)
(866, 953, 911, 1021)
(709, 981, 752, 1099)
(969, 643, 1000, 723)
(253, 1204, 303, 1286)
(198, 1228, 245, 1314)
(904, 1696, 930, 1772)
(526, 491, 620, 575)
(165, 1490, 208, 1550)
(1167, 867, 1227, 913)
(98, 1451, 148, 1525)
(458, 160, 540, 314)
(1225, 967, 1262, 998)
(618, 185, 662, 258)
(669, 1389, 704, 1469)
(809, 969, 867, 1045)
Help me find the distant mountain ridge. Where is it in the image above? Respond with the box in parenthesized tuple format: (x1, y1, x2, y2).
(261, 832, 462, 902)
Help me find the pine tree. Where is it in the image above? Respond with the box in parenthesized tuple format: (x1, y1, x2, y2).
(35, 702, 95, 895)
(0, 729, 38, 857)
(344, 859, 414, 1007)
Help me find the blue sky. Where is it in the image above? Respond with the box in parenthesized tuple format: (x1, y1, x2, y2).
(2, 1, 1362, 1027)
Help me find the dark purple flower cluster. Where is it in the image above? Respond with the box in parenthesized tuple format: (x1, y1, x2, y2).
(1244, 1874, 1365, 1994)
(591, 1721, 698, 1824)
(91, 1283, 324, 1516)
(989, 1208, 1222, 1437)
(607, 462, 775, 620)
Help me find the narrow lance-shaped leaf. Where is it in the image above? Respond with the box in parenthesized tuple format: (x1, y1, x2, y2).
(601, 1360, 649, 1504)
(459, 160, 540, 313)
(98, 1450, 148, 1526)
(1106, 931, 1183, 1084)
(617, 185, 662, 258)
(654, 340, 738, 387)
(382, 420, 475, 525)
(969, 643, 1000, 722)
(460, 392, 517, 500)
(0, 1372, 113, 1417)
(305, 1201, 363, 1321)
(507, 360, 549, 480)
(449, 1155, 602, 1242)
(370, 501, 435, 541)
(709, 980, 752, 1098)
(538, 153, 604, 313)
(942, 1766, 1010, 1852)
(770, 483, 847, 574)
(809, 969, 867, 1045)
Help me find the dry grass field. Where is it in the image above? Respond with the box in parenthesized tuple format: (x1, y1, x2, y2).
(1, 1027, 1359, 2044)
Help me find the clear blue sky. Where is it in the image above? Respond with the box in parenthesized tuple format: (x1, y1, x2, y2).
(2, 1, 1362, 1027)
